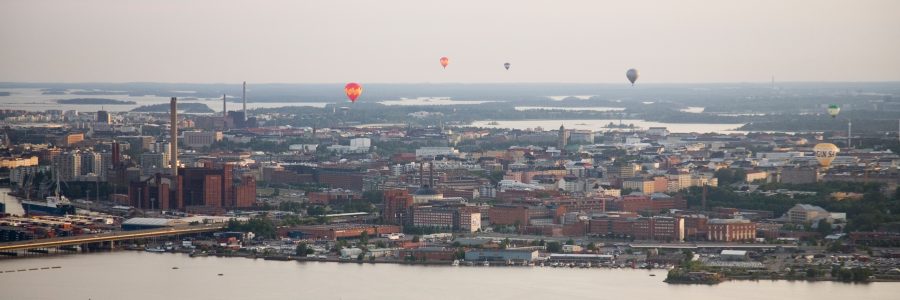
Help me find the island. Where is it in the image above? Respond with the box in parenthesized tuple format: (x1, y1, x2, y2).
(131, 103, 214, 113)
(56, 98, 137, 105)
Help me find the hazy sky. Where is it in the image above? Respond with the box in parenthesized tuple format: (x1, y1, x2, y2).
(2, 0, 899, 84)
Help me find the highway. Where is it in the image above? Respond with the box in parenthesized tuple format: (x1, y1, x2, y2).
(0, 224, 225, 252)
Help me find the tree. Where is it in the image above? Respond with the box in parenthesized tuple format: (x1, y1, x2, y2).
(499, 238, 511, 249)
(375, 240, 387, 248)
(565, 239, 575, 246)
(359, 231, 369, 245)
(307, 205, 327, 216)
(817, 219, 832, 236)
(546, 242, 562, 253)
(412, 235, 420, 243)
(296, 243, 314, 257)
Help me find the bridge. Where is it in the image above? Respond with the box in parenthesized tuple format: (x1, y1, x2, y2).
(0, 224, 225, 253)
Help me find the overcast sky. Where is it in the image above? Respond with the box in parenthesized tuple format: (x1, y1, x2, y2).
(1, 0, 899, 84)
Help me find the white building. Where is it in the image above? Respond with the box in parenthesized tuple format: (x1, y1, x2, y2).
(416, 147, 459, 158)
(350, 138, 371, 149)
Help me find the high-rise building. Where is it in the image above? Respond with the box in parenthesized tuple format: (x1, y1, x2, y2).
(80, 151, 101, 176)
(51, 151, 81, 181)
(97, 110, 111, 124)
(557, 124, 569, 149)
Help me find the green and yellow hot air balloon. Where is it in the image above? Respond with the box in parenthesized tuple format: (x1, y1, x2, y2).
(827, 104, 840, 118)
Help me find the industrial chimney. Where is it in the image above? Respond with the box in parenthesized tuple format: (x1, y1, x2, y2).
(242, 81, 247, 122)
(170, 97, 178, 176)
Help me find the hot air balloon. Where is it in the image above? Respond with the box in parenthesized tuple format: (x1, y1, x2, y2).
(626, 69, 639, 86)
(827, 104, 840, 118)
(813, 143, 840, 167)
(440, 57, 449, 69)
(504, 62, 511, 70)
(344, 82, 361, 103)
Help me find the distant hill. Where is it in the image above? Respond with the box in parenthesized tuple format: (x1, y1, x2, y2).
(131, 103, 213, 113)
(56, 98, 136, 105)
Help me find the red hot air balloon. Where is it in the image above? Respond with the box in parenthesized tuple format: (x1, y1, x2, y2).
(440, 57, 449, 69)
(344, 82, 362, 103)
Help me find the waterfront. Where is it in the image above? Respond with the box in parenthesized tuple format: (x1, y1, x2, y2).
(0, 188, 24, 215)
(0, 252, 897, 300)
(0, 88, 329, 112)
(469, 119, 745, 134)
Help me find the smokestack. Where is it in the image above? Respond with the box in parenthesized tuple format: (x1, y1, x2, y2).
(419, 162, 424, 187)
(429, 161, 434, 188)
(170, 97, 178, 177)
(242, 81, 247, 122)
(222, 94, 227, 118)
(112, 141, 120, 167)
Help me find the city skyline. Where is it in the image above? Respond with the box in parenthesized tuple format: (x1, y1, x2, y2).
(2, 0, 900, 84)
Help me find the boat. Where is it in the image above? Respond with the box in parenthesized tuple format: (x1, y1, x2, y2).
(172, 267, 179, 270)
(144, 247, 166, 253)
(482, 261, 490, 267)
(20, 169, 75, 216)
(650, 274, 656, 277)
(451, 260, 460, 266)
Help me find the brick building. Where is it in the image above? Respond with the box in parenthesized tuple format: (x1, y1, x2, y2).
(707, 219, 757, 242)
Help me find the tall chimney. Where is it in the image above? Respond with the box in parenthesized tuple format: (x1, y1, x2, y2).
(242, 81, 247, 122)
(170, 97, 178, 176)
(222, 94, 227, 118)
(419, 162, 424, 187)
(429, 161, 434, 188)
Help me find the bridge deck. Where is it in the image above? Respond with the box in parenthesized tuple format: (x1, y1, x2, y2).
(0, 224, 225, 251)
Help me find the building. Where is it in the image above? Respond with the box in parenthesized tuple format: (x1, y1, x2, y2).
(622, 177, 655, 194)
(557, 125, 569, 149)
(568, 130, 593, 144)
(383, 189, 413, 225)
(411, 206, 455, 229)
(745, 170, 768, 183)
(140, 153, 167, 176)
(96, 110, 111, 124)
(489, 205, 551, 226)
(58, 133, 84, 146)
(51, 151, 81, 181)
(410, 205, 481, 233)
(308, 189, 362, 205)
(285, 224, 401, 240)
(0, 156, 39, 168)
(785, 204, 831, 224)
(349, 138, 371, 149)
(183, 131, 223, 148)
(415, 147, 459, 158)
(632, 216, 684, 241)
(127, 163, 255, 210)
(465, 249, 539, 262)
(780, 167, 818, 184)
(707, 219, 757, 242)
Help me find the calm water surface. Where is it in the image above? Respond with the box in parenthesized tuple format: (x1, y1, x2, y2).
(0, 88, 329, 112)
(0, 251, 896, 300)
(469, 119, 745, 134)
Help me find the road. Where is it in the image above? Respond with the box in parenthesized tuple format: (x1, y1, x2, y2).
(0, 224, 225, 252)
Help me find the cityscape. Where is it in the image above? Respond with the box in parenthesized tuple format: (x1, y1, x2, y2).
(1, 1, 900, 300)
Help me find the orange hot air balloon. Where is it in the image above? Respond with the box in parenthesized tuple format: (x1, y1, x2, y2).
(344, 82, 362, 103)
(440, 57, 449, 69)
